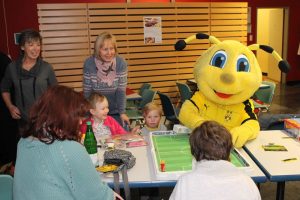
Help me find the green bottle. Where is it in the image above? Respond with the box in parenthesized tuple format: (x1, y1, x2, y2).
(84, 121, 98, 166)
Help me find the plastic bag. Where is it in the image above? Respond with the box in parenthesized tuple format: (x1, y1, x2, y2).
(103, 149, 136, 169)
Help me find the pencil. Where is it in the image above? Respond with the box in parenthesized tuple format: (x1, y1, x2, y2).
(282, 158, 297, 162)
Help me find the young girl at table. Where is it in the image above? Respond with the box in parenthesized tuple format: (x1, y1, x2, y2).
(169, 120, 261, 200)
(81, 92, 140, 141)
(140, 102, 167, 135)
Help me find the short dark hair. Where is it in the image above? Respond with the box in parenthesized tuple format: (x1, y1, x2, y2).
(23, 85, 90, 144)
(189, 121, 232, 161)
(18, 29, 42, 47)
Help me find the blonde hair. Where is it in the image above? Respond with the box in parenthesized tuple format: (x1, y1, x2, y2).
(88, 92, 107, 109)
(142, 102, 163, 118)
(94, 32, 118, 59)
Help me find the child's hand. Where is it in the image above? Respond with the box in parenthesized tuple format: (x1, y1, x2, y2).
(120, 113, 130, 126)
(130, 126, 141, 135)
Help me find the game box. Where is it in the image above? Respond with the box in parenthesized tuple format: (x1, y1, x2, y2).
(149, 131, 252, 181)
(284, 118, 300, 140)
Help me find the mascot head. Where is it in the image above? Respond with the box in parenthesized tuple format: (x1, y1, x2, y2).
(175, 33, 290, 105)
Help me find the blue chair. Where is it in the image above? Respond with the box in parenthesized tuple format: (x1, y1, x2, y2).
(253, 81, 276, 113)
(127, 83, 152, 108)
(157, 92, 180, 125)
(0, 174, 13, 200)
(176, 82, 192, 106)
(127, 89, 157, 110)
(139, 83, 152, 96)
(126, 89, 157, 125)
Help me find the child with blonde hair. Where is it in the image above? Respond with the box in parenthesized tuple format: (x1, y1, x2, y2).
(140, 102, 167, 135)
(81, 92, 140, 141)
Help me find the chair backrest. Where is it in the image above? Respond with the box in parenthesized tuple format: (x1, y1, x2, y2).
(254, 81, 276, 104)
(139, 83, 152, 96)
(176, 82, 192, 104)
(138, 89, 157, 109)
(0, 174, 13, 200)
(157, 92, 180, 124)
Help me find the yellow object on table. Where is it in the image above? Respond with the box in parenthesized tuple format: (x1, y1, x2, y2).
(96, 164, 118, 173)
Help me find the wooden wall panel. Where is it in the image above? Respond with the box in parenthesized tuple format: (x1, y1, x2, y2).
(210, 2, 248, 44)
(38, 3, 89, 91)
(38, 2, 248, 101)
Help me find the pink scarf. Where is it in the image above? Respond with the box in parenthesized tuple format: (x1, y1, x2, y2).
(95, 57, 116, 86)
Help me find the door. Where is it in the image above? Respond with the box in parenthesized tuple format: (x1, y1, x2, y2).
(256, 8, 287, 83)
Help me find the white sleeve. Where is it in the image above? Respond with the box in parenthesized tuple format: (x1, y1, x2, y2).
(169, 178, 184, 200)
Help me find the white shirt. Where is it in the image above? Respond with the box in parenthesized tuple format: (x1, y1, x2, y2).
(92, 120, 111, 144)
(169, 160, 261, 200)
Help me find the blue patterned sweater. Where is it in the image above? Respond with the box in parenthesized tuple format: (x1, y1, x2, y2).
(83, 55, 127, 115)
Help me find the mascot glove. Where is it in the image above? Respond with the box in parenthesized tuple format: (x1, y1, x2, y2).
(231, 125, 258, 148)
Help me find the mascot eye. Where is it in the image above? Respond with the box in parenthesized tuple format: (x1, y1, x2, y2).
(236, 55, 250, 72)
(210, 50, 227, 68)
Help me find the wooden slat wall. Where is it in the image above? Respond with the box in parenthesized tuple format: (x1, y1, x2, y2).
(210, 3, 248, 44)
(37, 2, 247, 101)
(38, 3, 89, 91)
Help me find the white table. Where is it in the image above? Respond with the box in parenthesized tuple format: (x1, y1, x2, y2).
(244, 130, 300, 200)
(100, 136, 267, 188)
(101, 145, 176, 188)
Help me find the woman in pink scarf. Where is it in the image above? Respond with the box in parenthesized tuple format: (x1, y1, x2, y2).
(83, 32, 130, 129)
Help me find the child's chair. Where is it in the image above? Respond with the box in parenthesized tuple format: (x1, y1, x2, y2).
(126, 89, 157, 126)
(253, 81, 276, 114)
(127, 83, 152, 108)
(176, 82, 192, 107)
(157, 92, 180, 127)
(0, 174, 13, 200)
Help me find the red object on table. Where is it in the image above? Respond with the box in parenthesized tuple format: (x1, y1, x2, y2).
(160, 160, 166, 172)
(126, 87, 135, 95)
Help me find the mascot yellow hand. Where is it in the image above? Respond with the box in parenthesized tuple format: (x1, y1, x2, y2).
(231, 118, 260, 148)
(175, 33, 290, 148)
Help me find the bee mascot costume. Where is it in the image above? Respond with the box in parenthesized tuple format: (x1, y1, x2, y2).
(175, 33, 290, 148)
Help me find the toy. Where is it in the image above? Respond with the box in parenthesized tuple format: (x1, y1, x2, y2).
(149, 131, 252, 180)
(175, 33, 290, 148)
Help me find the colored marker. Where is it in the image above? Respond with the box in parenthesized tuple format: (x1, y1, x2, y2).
(282, 137, 294, 139)
(282, 158, 297, 162)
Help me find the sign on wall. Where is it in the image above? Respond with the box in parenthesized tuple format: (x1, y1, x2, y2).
(143, 16, 162, 44)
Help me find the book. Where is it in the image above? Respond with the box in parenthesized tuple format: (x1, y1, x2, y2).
(112, 133, 148, 148)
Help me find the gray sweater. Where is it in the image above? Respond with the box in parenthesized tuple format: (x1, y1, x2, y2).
(1, 57, 57, 121)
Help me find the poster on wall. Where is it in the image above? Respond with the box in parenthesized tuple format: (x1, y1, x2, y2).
(143, 16, 162, 44)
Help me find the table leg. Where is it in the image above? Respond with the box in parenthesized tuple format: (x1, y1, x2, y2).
(276, 181, 285, 200)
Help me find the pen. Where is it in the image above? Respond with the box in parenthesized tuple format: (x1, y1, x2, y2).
(282, 158, 297, 162)
(282, 136, 294, 139)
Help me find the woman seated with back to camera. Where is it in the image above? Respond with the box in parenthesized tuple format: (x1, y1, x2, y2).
(13, 85, 123, 200)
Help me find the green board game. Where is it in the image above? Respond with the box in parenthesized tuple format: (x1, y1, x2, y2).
(150, 132, 249, 174)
